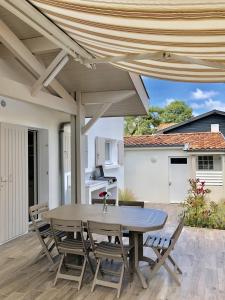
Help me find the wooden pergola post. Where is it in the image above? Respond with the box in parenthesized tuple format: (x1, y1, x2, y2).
(71, 92, 86, 204)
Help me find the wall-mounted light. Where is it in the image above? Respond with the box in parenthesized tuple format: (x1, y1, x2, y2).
(150, 157, 157, 163)
(0, 99, 6, 108)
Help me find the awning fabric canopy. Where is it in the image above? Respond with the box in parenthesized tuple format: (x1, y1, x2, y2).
(31, 0, 225, 82)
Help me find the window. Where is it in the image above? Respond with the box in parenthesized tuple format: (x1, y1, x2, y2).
(96, 137, 122, 167)
(105, 141, 112, 164)
(170, 158, 187, 164)
(198, 156, 214, 170)
(211, 124, 219, 133)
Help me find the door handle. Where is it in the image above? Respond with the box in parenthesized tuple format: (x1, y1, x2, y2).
(169, 182, 172, 186)
(0, 176, 8, 183)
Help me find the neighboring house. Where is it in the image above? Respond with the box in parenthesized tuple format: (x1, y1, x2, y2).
(159, 110, 225, 135)
(157, 122, 177, 132)
(124, 132, 225, 203)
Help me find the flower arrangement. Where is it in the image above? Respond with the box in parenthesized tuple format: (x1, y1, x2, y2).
(99, 191, 111, 212)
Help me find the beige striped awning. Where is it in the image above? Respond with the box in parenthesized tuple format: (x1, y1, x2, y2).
(31, 0, 225, 82)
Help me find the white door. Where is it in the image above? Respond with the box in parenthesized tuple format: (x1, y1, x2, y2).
(169, 157, 190, 203)
(0, 123, 28, 244)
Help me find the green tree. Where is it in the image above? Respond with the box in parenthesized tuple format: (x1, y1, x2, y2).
(160, 100, 192, 123)
(124, 106, 163, 136)
(124, 100, 192, 136)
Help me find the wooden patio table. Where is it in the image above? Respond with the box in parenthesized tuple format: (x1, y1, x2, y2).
(43, 204, 168, 289)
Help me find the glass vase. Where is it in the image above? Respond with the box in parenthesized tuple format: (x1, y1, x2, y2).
(102, 199, 107, 213)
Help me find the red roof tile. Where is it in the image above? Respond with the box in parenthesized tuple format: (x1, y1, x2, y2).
(157, 122, 177, 131)
(124, 132, 225, 151)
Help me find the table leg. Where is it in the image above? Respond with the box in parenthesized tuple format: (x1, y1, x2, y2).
(138, 234, 155, 267)
(133, 232, 148, 289)
(129, 232, 135, 278)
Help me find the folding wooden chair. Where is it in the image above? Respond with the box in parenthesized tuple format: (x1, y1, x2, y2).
(87, 220, 133, 298)
(29, 203, 59, 265)
(115, 201, 144, 243)
(144, 216, 184, 286)
(50, 218, 94, 290)
(91, 199, 116, 243)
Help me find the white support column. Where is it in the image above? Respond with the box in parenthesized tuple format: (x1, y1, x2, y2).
(71, 114, 76, 204)
(75, 92, 86, 204)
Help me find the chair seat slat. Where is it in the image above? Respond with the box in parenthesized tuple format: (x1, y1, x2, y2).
(162, 238, 171, 249)
(145, 235, 158, 247)
(152, 236, 161, 248)
(94, 241, 131, 257)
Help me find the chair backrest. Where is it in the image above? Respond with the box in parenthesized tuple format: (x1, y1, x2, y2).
(87, 220, 126, 259)
(29, 203, 49, 231)
(50, 218, 83, 233)
(87, 220, 122, 237)
(50, 218, 85, 252)
(92, 198, 116, 205)
(170, 215, 185, 246)
(118, 200, 144, 208)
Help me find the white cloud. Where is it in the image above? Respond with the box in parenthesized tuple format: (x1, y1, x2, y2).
(204, 99, 225, 111)
(191, 88, 218, 100)
(191, 98, 225, 112)
(165, 98, 176, 105)
(192, 111, 199, 117)
(190, 102, 204, 110)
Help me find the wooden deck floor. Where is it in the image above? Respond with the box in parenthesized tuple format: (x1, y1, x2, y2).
(0, 204, 225, 300)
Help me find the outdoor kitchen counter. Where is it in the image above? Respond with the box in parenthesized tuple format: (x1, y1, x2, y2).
(43, 204, 168, 289)
(85, 180, 118, 204)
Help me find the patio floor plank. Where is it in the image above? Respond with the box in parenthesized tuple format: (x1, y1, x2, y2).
(0, 204, 225, 300)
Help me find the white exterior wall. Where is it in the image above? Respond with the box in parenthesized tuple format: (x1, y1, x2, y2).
(85, 117, 124, 189)
(0, 96, 70, 209)
(125, 148, 185, 203)
(125, 148, 225, 203)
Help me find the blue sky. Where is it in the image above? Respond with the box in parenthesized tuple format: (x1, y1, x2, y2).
(142, 76, 225, 116)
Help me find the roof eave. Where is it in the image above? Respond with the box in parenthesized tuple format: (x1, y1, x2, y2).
(161, 109, 225, 133)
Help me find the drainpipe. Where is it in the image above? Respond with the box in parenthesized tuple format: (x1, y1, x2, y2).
(59, 122, 70, 205)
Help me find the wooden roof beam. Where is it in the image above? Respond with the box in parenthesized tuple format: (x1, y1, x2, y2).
(81, 90, 136, 105)
(31, 50, 68, 96)
(0, 19, 77, 114)
(0, 75, 75, 114)
(1, 0, 93, 65)
(84, 51, 225, 71)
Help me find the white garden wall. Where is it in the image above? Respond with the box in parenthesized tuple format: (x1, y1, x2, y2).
(125, 148, 225, 203)
(125, 148, 186, 203)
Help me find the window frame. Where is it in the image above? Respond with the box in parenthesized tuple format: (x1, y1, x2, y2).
(84, 134, 88, 169)
(105, 140, 113, 165)
(197, 155, 214, 171)
(170, 157, 188, 165)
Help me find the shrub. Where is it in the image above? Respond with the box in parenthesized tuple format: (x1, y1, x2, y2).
(183, 178, 225, 229)
(118, 188, 137, 202)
